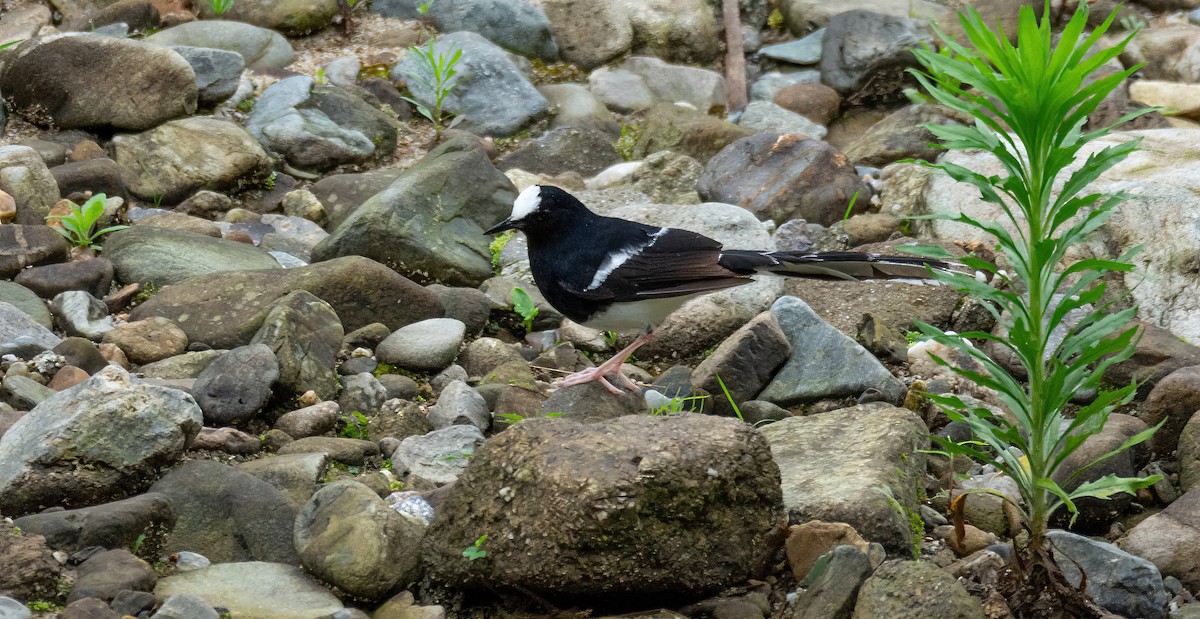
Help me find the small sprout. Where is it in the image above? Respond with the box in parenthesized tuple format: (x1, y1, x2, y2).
(339, 411, 370, 440)
(511, 287, 539, 333)
(209, 0, 234, 16)
(400, 40, 464, 136)
(714, 374, 744, 422)
(462, 534, 487, 560)
(45, 193, 128, 251)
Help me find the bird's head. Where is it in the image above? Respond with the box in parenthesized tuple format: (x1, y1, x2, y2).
(485, 185, 591, 236)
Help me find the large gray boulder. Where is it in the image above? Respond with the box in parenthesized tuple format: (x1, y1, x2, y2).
(760, 296, 906, 405)
(370, 0, 557, 60)
(146, 21, 294, 69)
(391, 31, 548, 137)
(129, 256, 443, 349)
(0, 301, 60, 349)
(819, 10, 934, 103)
(13, 493, 175, 553)
(0, 366, 202, 515)
(0, 34, 197, 130)
(110, 116, 270, 203)
(312, 135, 516, 287)
(758, 402, 927, 555)
(251, 291, 343, 400)
(1048, 529, 1169, 619)
(1118, 488, 1200, 591)
(105, 226, 281, 287)
(421, 414, 783, 598)
(852, 560, 985, 618)
(246, 76, 398, 172)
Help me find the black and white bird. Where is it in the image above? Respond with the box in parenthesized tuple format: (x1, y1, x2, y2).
(486, 185, 952, 394)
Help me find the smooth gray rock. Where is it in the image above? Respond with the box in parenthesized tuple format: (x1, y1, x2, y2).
(820, 10, 934, 102)
(537, 0, 631, 69)
(151, 594, 219, 619)
(193, 0, 336, 35)
(751, 70, 823, 102)
(376, 318, 466, 372)
(276, 436, 379, 466)
(150, 460, 299, 564)
(496, 125, 622, 177)
(758, 402, 927, 555)
(138, 350, 225, 379)
(370, 0, 556, 60)
(338, 373, 388, 417)
(294, 480, 425, 600)
(0, 223, 69, 275)
(0, 375, 55, 410)
(0, 301, 60, 348)
(312, 136, 515, 287)
(14, 257, 113, 300)
(0, 366, 202, 515)
(593, 56, 726, 114)
(130, 256, 443, 350)
(737, 100, 828, 139)
(68, 549, 156, 603)
(251, 290, 343, 400)
(192, 344, 279, 425)
(146, 20, 294, 69)
(1048, 529, 1169, 619)
(0, 34, 197, 131)
(392, 425, 485, 486)
(1118, 488, 1200, 591)
(426, 380, 489, 431)
(154, 562, 343, 618)
(690, 312, 791, 417)
(760, 296, 906, 405)
(246, 76, 398, 172)
(110, 117, 270, 203)
(761, 28, 825, 65)
(0, 596, 31, 619)
(273, 402, 341, 440)
(538, 83, 620, 136)
(792, 544, 872, 619)
(237, 452, 329, 508)
(170, 46, 245, 106)
(13, 493, 176, 553)
(49, 291, 113, 342)
(391, 31, 548, 137)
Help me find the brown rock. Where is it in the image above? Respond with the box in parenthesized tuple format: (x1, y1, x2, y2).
(1140, 364, 1200, 457)
(275, 401, 342, 439)
(0, 224, 71, 279)
(1178, 410, 1200, 493)
(1117, 488, 1200, 591)
(190, 426, 261, 455)
(785, 520, 869, 579)
(134, 211, 221, 237)
(0, 521, 63, 601)
(99, 342, 131, 369)
(0, 190, 15, 223)
(1105, 321, 1200, 399)
(101, 316, 189, 365)
(68, 141, 108, 162)
(934, 523, 999, 557)
(773, 82, 842, 125)
(48, 365, 90, 391)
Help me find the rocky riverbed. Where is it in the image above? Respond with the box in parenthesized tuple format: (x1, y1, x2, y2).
(4, 0, 1200, 617)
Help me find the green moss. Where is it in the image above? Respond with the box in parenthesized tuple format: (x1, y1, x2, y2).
(616, 123, 642, 161)
(529, 59, 588, 85)
(489, 230, 515, 275)
(767, 8, 785, 30)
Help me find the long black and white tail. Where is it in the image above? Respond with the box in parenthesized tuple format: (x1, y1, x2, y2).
(718, 250, 957, 282)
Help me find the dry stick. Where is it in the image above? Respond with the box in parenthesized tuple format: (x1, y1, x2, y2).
(722, 0, 748, 114)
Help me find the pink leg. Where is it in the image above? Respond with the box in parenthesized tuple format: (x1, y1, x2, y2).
(554, 331, 655, 394)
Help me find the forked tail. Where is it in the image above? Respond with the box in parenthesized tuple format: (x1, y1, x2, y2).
(718, 250, 959, 282)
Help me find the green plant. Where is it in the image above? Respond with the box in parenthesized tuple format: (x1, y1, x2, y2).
(45, 193, 128, 251)
(26, 601, 61, 612)
(132, 533, 146, 555)
(339, 411, 370, 439)
(416, 0, 435, 14)
(511, 287, 539, 332)
(209, 0, 234, 15)
(496, 411, 563, 425)
(714, 374, 744, 422)
(400, 40, 464, 135)
(263, 170, 277, 190)
(462, 534, 487, 560)
(766, 8, 784, 30)
(841, 190, 860, 225)
(489, 229, 514, 275)
(649, 394, 708, 416)
(906, 1, 1161, 608)
(0, 40, 24, 52)
(237, 97, 256, 112)
(313, 67, 329, 85)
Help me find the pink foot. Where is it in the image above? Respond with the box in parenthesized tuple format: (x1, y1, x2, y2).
(552, 331, 654, 394)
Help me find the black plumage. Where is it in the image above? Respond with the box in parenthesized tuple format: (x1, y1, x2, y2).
(486, 185, 951, 393)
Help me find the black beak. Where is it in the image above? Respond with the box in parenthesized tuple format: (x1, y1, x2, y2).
(485, 218, 514, 235)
